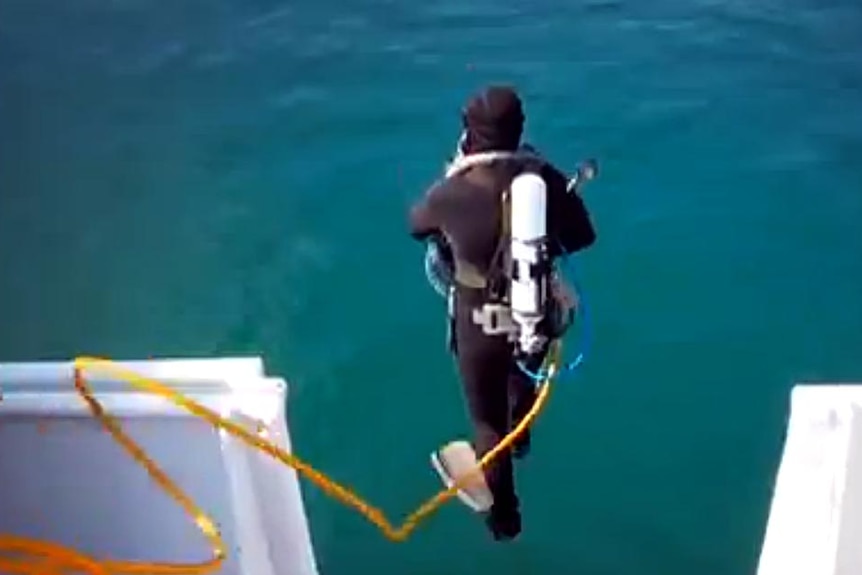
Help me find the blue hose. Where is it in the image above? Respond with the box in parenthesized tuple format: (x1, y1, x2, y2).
(516, 254, 592, 383)
(423, 241, 452, 298)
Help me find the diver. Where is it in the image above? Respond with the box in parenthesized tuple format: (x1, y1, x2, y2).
(408, 85, 598, 540)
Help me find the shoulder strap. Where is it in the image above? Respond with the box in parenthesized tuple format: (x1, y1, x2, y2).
(484, 186, 512, 301)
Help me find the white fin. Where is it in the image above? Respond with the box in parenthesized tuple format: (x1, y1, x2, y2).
(430, 440, 494, 513)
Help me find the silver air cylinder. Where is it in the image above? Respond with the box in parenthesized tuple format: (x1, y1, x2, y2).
(509, 172, 549, 354)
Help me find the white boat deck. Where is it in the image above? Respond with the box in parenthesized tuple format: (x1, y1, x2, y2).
(757, 383, 862, 575)
(0, 357, 318, 575)
(4, 361, 859, 575)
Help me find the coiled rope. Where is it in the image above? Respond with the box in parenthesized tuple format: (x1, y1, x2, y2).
(0, 341, 565, 574)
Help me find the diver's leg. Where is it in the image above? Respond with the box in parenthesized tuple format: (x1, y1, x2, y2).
(508, 366, 537, 460)
(508, 347, 548, 460)
(453, 301, 521, 540)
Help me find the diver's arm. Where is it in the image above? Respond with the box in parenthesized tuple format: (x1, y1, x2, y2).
(409, 180, 445, 241)
(545, 165, 597, 256)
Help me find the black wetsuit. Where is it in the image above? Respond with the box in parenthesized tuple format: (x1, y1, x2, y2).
(409, 156, 596, 537)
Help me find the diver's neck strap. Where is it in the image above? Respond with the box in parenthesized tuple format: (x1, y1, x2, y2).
(445, 149, 541, 179)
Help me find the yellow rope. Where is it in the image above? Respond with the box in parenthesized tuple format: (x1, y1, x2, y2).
(0, 341, 561, 574)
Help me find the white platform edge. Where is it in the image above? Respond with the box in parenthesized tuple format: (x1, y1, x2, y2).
(0, 357, 319, 575)
(756, 384, 862, 575)
(0, 358, 279, 418)
(0, 357, 265, 384)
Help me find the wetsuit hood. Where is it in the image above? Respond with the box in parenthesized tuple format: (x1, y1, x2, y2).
(461, 86, 525, 154)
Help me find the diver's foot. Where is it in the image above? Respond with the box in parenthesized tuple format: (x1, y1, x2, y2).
(512, 430, 531, 460)
(485, 509, 522, 541)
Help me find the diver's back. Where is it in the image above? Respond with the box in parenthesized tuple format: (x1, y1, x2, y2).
(440, 161, 522, 278)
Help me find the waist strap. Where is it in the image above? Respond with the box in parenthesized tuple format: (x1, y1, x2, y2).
(471, 304, 519, 338)
(453, 260, 489, 290)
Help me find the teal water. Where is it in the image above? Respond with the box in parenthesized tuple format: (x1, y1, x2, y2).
(2, 1, 862, 573)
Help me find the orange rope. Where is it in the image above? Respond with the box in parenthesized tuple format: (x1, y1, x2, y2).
(0, 343, 560, 574)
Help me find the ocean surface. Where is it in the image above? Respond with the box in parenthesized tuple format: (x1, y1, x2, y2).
(2, 1, 862, 573)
